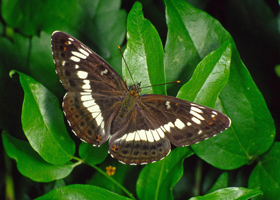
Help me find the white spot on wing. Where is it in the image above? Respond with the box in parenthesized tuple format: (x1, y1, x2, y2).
(191, 106, 203, 113)
(198, 130, 202, 135)
(174, 119, 185, 129)
(68, 37, 74, 41)
(138, 130, 147, 141)
(192, 117, 201, 124)
(135, 132, 141, 141)
(82, 80, 91, 90)
(163, 121, 175, 132)
(80, 95, 102, 122)
(101, 69, 108, 75)
(190, 110, 205, 120)
(77, 71, 88, 79)
(95, 114, 104, 128)
(70, 56, 80, 62)
(75, 65, 79, 69)
(165, 101, 171, 109)
(72, 51, 87, 59)
(78, 48, 90, 57)
(126, 132, 135, 142)
(88, 106, 100, 115)
(81, 95, 92, 101)
(80, 44, 92, 54)
(146, 130, 154, 142)
(82, 100, 95, 107)
(187, 122, 192, 126)
(155, 127, 165, 138)
(80, 92, 91, 95)
(212, 111, 218, 115)
(151, 130, 160, 141)
(190, 103, 206, 109)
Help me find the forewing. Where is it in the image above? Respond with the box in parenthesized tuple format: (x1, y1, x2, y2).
(51, 31, 127, 94)
(109, 109, 171, 165)
(51, 31, 126, 145)
(139, 94, 231, 147)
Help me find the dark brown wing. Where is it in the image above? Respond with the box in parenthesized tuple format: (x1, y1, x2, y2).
(108, 108, 171, 165)
(138, 94, 231, 146)
(108, 94, 230, 165)
(51, 31, 127, 146)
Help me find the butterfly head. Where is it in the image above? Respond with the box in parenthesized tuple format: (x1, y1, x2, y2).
(129, 82, 142, 96)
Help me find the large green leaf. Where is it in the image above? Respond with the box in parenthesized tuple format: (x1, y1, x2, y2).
(164, 0, 275, 170)
(248, 142, 280, 200)
(192, 44, 275, 169)
(136, 147, 193, 200)
(189, 187, 262, 200)
(2, 132, 75, 182)
(123, 2, 165, 95)
(17, 71, 75, 165)
(164, 0, 232, 95)
(35, 184, 131, 200)
(177, 41, 231, 108)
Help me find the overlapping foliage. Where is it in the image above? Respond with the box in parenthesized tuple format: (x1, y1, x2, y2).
(1, 0, 278, 199)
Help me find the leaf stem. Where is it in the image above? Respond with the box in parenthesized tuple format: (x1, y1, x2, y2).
(71, 156, 84, 162)
(194, 159, 203, 196)
(5, 153, 15, 200)
(71, 156, 134, 199)
(91, 165, 136, 200)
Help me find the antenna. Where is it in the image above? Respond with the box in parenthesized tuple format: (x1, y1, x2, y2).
(118, 46, 135, 85)
(141, 80, 181, 89)
(118, 46, 180, 89)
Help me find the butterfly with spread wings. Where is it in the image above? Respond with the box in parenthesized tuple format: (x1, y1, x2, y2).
(51, 31, 231, 165)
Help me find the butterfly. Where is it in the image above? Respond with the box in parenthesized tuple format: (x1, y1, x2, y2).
(51, 31, 231, 165)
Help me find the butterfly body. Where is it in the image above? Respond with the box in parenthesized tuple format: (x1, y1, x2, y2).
(51, 31, 231, 165)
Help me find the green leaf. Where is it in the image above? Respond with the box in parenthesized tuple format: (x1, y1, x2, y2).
(2, 0, 82, 35)
(248, 142, 280, 200)
(165, 0, 275, 170)
(35, 184, 131, 200)
(136, 147, 193, 200)
(29, 31, 64, 96)
(177, 40, 231, 108)
(192, 44, 275, 169)
(78, 0, 126, 75)
(189, 187, 262, 200)
(164, 0, 200, 94)
(16, 71, 75, 165)
(2, 132, 75, 182)
(123, 2, 165, 95)
(79, 142, 108, 166)
(164, 0, 232, 95)
(207, 172, 228, 194)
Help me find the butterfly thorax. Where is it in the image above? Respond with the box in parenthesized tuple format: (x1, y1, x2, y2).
(118, 83, 142, 118)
